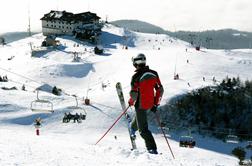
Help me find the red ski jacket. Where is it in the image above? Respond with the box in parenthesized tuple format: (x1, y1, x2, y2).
(129, 66, 164, 110)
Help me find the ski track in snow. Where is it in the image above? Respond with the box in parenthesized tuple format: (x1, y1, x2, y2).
(0, 24, 251, 165)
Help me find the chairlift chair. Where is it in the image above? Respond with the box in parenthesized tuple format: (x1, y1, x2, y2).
(246, 141, 252, 149)
(31, 90, 54, 113)
(225, 135, 239, 144)
(179, 135, 196, 148)
(68, 95, 87, 119)
(195, 46, 200, 51)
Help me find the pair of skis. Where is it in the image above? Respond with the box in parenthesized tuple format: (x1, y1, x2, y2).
(116, 82, 137, 150)
(95, 82, 136, 150)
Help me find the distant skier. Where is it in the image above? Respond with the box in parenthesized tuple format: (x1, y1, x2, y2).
(22, 84, 26, 91)
(128, 53, 164, 154)
(34, 117, 42, 128)
(213, 76, 216, 83)
(174, 74, 179, 80)
(34, 117, 42, 136)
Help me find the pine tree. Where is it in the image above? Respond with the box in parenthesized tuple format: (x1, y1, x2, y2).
(231, 147, 246, 165)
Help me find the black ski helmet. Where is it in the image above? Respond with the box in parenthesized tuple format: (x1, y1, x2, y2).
(132, 53, 146, 67)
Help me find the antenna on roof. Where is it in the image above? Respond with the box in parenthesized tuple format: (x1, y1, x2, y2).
(87, 0, 90, 11)
(56, 0, 59, 10)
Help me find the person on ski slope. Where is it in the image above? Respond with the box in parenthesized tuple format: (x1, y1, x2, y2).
(128, 53, 164, 154)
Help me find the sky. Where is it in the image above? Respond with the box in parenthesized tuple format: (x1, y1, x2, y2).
(0, 0, 252, 33)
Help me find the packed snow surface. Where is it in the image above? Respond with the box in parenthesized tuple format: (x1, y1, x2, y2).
(1, 24, 252, 165)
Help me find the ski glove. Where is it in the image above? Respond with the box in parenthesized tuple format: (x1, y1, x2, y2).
(150, 105, 158, 113)
(128, 98, 135, 106)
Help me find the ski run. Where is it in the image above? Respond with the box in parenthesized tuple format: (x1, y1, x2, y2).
(1, 24, 252, 165)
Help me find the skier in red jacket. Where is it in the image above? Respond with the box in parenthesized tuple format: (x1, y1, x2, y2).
(128, 53, 164, 154)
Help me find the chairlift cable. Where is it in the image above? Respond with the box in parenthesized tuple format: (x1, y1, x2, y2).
(91, 101, 118, 110)
(0, 66, 45, 85)
(8, 79, 37, 89)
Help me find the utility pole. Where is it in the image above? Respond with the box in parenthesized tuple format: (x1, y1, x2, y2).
(105, 15, 108, 23)
(27, 1, 31, 36)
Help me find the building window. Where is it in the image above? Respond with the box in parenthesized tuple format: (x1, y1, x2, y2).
(59, 26, 61, 28)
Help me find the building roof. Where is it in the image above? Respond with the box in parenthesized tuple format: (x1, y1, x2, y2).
(40, 10, 74, 21)
(75, 12, 101, 21)
(41, 10, 100, 22)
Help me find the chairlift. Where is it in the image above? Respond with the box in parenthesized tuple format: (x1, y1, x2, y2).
(195, 46, 200, 51)
(64, 95, 87, 123)
(179, 128, 196, 148)
(225, 135, 239, 144)
(31, 90, 54, 113)
(179, 135, 196, 148)
(246, 141, 252, 149)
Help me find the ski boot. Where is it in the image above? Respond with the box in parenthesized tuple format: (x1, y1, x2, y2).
(148, 149, 158, 155)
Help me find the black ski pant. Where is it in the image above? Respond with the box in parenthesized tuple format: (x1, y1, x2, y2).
(131, 108, 157, 151)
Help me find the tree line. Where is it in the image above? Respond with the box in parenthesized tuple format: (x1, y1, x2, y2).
(162, 76, 252, 140)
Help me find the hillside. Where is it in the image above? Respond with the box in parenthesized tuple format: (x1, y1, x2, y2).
(111, 19, 166, 34)
(111, 19, 252, 49)
(170, 29, 252, 49)
(1, 24, 252, 165)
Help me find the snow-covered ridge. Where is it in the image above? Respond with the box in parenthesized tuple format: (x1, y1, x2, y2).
(1, 24, 252, 165)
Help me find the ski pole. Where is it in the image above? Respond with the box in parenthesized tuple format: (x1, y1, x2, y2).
(155, 111, 175, 159)
(95, 105, 130, 145)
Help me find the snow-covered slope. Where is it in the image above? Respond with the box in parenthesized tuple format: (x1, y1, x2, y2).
(1, 24, 252, 165)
